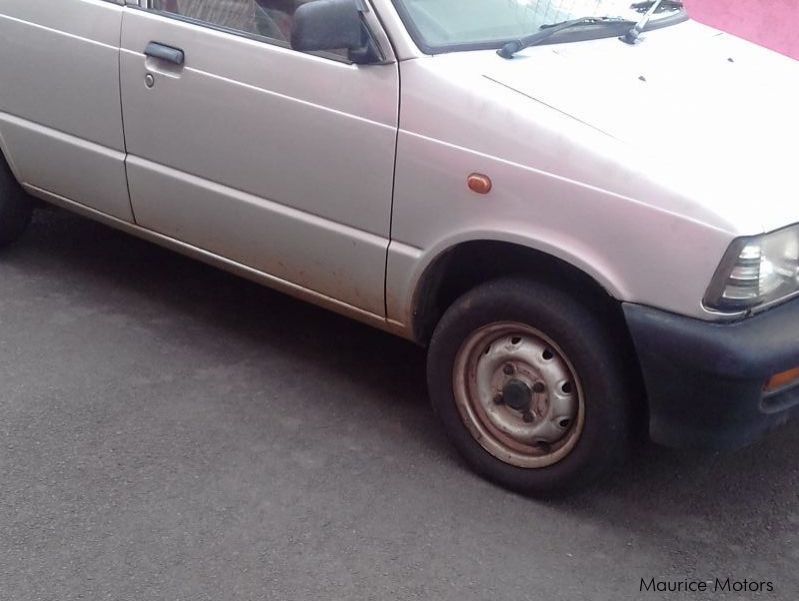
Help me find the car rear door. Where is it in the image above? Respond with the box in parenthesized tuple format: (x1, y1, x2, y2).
(0, 0, 133, 221)
(118, 1, 399, 317)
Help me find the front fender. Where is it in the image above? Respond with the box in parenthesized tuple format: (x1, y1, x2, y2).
(387, 129, 735, 332)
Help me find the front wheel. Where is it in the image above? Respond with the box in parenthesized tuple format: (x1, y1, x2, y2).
(0, 156, 33, 248)
(427, 277, 634, 496)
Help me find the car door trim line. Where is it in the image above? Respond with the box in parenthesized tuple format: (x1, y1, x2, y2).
(126, 155, 391, 243)
(120, 47, 398, 131)
(0, 112, 126, 171)
(0, 12, 118, 51)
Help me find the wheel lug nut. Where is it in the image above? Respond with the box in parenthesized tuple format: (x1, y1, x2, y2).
(522, 411, 534, 423)
(532, 382, 546, 394)
(503, 364, 515, 375)
(493, 393, 504, 405)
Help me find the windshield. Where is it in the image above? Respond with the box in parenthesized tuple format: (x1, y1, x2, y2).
(392, 0, 686, 53)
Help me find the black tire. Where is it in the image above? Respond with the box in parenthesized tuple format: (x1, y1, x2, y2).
(427, 277, 634, 496)
(0, 155, 33, 248)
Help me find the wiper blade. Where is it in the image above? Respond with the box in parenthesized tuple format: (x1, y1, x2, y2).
(497, 16, 633, 59)
(540, 16, 628, 30)
(621, 0, 683, 44)
(630, 0, 683, 14)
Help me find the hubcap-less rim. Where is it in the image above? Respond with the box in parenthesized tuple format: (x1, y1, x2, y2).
(452, 322, 584, 468)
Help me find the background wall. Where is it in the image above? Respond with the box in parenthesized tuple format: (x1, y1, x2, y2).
(684, 0, 799, 59)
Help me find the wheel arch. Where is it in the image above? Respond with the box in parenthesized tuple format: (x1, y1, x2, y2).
(408, 236, 627, 345)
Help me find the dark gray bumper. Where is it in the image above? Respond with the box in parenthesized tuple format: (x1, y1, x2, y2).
(623, 300, 799, 449)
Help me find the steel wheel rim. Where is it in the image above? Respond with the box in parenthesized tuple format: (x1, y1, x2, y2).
(452, 322, 585, 468)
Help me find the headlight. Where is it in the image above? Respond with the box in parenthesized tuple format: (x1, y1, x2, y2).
(704, 224, 799, 312)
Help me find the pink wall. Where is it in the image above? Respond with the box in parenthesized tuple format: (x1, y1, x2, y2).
(684, 0, 799, 60)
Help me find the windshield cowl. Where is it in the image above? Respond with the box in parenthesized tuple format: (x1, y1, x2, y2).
(391, 0, 688, 55)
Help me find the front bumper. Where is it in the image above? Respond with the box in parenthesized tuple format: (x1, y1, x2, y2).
(623, 300, 799, 449)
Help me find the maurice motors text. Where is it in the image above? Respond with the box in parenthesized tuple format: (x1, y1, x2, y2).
(640, 577, 774, 593)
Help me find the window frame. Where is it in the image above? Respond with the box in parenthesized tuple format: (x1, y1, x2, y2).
(129, 0, 390, 65)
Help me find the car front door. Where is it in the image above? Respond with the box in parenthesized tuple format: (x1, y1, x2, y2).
(119, 1, 398, 316)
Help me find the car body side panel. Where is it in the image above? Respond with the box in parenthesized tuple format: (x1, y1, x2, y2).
(119, 9, 399, 316)
(386, 57, 736, 327)
(0, 0, 133, 221)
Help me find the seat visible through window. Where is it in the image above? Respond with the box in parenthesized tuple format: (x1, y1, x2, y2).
(152, 0, 301, 41)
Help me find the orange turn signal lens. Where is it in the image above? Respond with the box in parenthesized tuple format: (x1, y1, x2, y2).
(467, 173, 492, 195)
(764, 367, 799, 393)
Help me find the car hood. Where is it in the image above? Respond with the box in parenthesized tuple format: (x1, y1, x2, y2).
(480, 20, 799, 234)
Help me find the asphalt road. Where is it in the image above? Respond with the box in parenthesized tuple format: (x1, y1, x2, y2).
(1, 209, 797, 601)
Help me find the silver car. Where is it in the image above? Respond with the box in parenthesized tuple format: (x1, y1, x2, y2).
(2, 0, 798, 495)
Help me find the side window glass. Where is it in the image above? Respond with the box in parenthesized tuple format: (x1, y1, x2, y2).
(150, 1, 311, 43)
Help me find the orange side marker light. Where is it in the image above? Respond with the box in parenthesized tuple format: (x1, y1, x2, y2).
(765, 366, 799, 393)
(467, 173, 493, 195)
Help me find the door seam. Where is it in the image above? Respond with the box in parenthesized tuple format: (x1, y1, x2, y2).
(117, 7, 138, 223)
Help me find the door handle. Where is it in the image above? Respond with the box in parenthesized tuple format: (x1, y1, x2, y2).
(144, 42, 184, 66)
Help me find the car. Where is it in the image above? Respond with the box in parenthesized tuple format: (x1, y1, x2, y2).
(2, 0, 798, 496)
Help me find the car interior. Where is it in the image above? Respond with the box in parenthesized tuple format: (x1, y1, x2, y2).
(150, 0, 316, 41)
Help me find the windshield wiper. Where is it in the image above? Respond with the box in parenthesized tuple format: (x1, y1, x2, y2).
(497, 16, 632, 59)
(621, 0, 682, 44)
(539, 15, 628, 30)
(630, 1, 683, 14)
